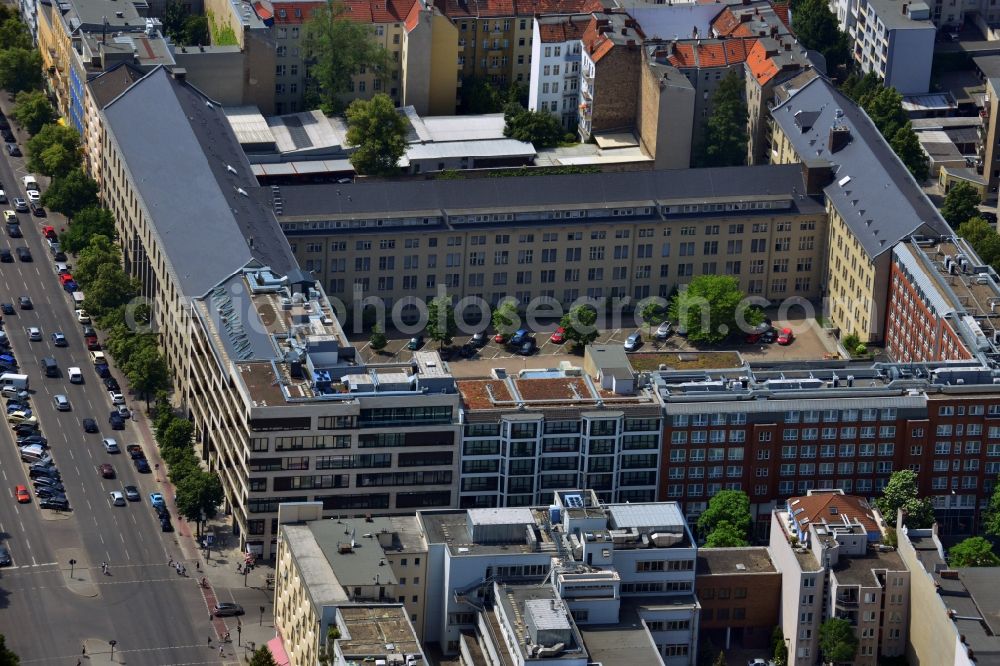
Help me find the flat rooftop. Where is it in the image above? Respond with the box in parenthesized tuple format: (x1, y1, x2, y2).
(419, 510, 551, 557)
(696, 547, 777, 575)
(578, 601, 669, 666)
(457, 373, 658, 413)
(337, 605, 422, 658)
(830, 549, 906, 586)
(628, 351, 744, 372)
(496, 584, 585, 662)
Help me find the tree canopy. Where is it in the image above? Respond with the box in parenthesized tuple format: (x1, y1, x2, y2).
(941, 181, 982, 227)
(874, 469, 935, 528)
(0, 48, 41, 94)
(503, 102, 565, 148)
(27, 123, 81, 177)
(41, 168, 98, 218)
(345, 94, 406, 176)
(818, 618, 858, 664)
(890, 122, 929, 182)
(491, 300, 520, 335)
(426, 296, 457, 347)
(703, 521, 749, 548)
(983, 483, 1000, 538)
(12, 90, 53, 136)
(559, 304, 599, 349)
(304, 0, 389, 114)
(0, 634, 19, 666)
(124, 344, 171, 404)
(791, 0, 851, 77)
(460, 77, 526, 114)
(696, 71, 748, 167)
(0, 17, 31, 51)
(950, 537, 1000, 567)
(668, 275, 761, 344)
(696, 489, 752, 542)
(59, 206, 116, 253)
(74, 234, 120, 287)
(249, 645, 278, 666)
(857, 85, 931, 182)
(175, 467, 224, 525)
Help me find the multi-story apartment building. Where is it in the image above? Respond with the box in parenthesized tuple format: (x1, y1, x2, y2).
(82, 62, 144, 180)
(270, 163, 826, 311)
(529, 15, 586, 128)
(884, 237, 996, 363)
(456, 346, 662, 509)
(744, 39, 815, 165)
(251, 0, 458, 114)
(770, 75, 951, 342)
(97, 66, 463, 558)
(830, 0, 935, 94)
(35, 0, 174, 132)
(579, 11, 642, 140)
(695, 547, 781, 651)
(897, 524, 997, 666)
(273, 502, 429, 666)
(419, 489, 700, 663)
(771, 491, 909, 666)
(976, 59, 1000, 202)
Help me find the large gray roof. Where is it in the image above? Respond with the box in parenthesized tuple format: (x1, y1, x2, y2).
(102, 67, 297, 297)
(771, 76, 951, 258)
(272, 163, 825, 219)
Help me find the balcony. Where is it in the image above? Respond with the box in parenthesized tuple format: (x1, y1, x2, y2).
(564, 50, 581, 62)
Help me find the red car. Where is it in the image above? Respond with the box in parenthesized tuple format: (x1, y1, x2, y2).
(99, 464, 116, 479)
(777, 328, 794, 345)
(42, 226, 56, 240)
(14, 484, 29, 503)
(493, 333, 508, 344)
(550, 327, 566, 344)
(58, 273, 74, 285)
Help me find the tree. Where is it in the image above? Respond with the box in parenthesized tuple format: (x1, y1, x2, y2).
(303, 0, 389, 114)
(859, 86, 907, 139)
(175, 468, 224, 536)
(158, 417, 194, 452)
(460, 77, 503, 114)
(840, 71, 881, 102)
(668, 275, 761, 344)
(874, 469, 935, 528)
(41, 168, 98, 218)
(696, 70, 748, 167)
(368, 324, 387, 352)
(74, 235, 121, 287)
(12, 91, 53, 136)
(559, 304, 599, 350)
(696, 489, 751, 539)
(491, 299, 519, 335)
(345, 94, 407, 176)
(59, 206, 116, 253)
(426, 296, 456, 347)
(818, 618, 858, 664)
(162, 1, 187, 41)
(0, 17, 31, 51)
(983, 483, 1000, 538)
(792, 0, 851, 77)
(890, 123, 929, 182)
(181, 14, 209, 45)
(772, 627, 788, 666)
(941, 181, 982, 227)
(503, 103, 565, 148)
(958, 217, 1000, 268)
(124, 345, 171, 405)
(84, 263, 137, 317)
(703, 521, 749, 548)
(27, 123, 81, 175)
(949, 537, 1000, 567)
(0, 48, 41, 94)
(249, 645, 278, 666)
(712, 651, 727, 666)
(639, 299, 665, 334)
(0, 634, 19, 666)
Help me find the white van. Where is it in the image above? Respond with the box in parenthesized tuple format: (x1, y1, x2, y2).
(72, 292, 85, 306)
(0, 373, 28, 391)
(22, 175, 38, 192)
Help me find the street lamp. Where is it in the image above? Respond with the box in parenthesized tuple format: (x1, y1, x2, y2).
(108, 640, 117, 663)
(259, 605, 266, 627)
(69, 558, 76, 578)
(237, 619, 242, 647)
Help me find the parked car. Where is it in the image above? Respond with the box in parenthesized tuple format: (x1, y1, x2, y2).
(510, 329, 530, 346)
(550, 327, 566, 344)
(134, 457, 150, 473)
(213, 603, 245, 617)
(39, 497, 69, 510)
(0, 545, 10, 566)
(776, 328, 794, 345)
(517, 338, 537, 356)
(624, 331, 643, 351)
(407, 335, 423, 351)
(6, 143, 19, 157)
(126, 444, 144, 459)
(109, 414, 125, 430)
(655, 321, 672, 340)
(470, 332, 487, 347)
(149, 492, 165, 509)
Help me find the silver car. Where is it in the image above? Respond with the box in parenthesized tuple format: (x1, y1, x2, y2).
(53, 394, 70, 411)
(102, 438, 120, 454)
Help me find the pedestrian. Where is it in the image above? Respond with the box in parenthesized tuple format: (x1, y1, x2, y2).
(82, 645, 86, 656)
(196, 561, 201, 572)
(168, 557, 173, 567)
(207, 636, 212, 646)
(219, 645, 224, 657)
(236, 563, 242, 574)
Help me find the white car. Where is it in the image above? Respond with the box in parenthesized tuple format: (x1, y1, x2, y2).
(108, 390, 124, 405)
(90, 350, 106, 365)
(102, 437, 119, 453)
(114, 404, 130, 418)
(68, 367, 83, 383)
(75, 309, 90, 324)
(655, 321, 672, 340)
(25, 190, 40, 203)
(26, 326, 41, 341)
(53, 394, 70, 411)
(109, 491, 125, 506)
(0, 190, 7, 203)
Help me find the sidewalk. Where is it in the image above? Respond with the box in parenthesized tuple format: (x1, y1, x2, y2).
(131, 409, 278, 663)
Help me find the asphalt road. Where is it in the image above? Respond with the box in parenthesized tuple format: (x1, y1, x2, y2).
(0, 125, 217, 664)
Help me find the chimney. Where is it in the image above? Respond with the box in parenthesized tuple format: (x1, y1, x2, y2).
(829, 125, 851, 153)
(784, 41, 791, 51)
(692, 25, 699, 38)
(170, 67, 187, 81)
(902, 2, 908, 14)
(801, 160, 833, 195)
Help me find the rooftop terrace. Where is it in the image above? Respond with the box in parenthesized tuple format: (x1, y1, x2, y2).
(336, 605, 422, 660)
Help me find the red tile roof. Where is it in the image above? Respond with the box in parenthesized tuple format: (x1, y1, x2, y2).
(666, 37, 756, 69)
(404, 0, 422, 30)
(788, 492, 881, 534)
(711, 7, 740, 36)
(538, 16, 588, 42)
(581, 17, 616, 62)
(771, 1, 791, 30)
(746, 38, 780, 85)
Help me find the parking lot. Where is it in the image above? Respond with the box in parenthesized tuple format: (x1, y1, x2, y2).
(353, 313, 839, 379)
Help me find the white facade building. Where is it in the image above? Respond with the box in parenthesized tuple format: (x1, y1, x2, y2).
(530, 16, 587, 129)
(831, 0, 935, 94)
